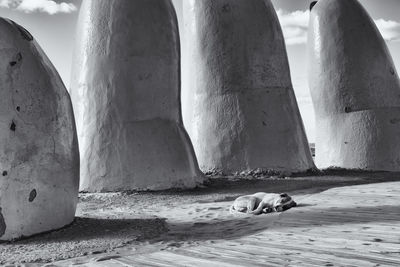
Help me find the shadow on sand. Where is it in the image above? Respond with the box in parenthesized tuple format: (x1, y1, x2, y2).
(7, 172, 400, 246)
(131, 170, 400, 199)
(5, 217, 167, 245)
(159, 204, 400, 243)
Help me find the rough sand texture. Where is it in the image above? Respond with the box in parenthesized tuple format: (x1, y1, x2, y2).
(1, 172, 399, 265)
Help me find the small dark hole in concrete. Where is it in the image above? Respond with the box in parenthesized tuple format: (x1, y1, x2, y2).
(10, 121, 16, 131)
(310, 1, 318, 11)
(16, 106, 20, 112)
(390, 68, 395, 75)
(9, 53, 22, 67)
(344, 107, 351, 113)
(29, 189, 37, 202)
(2, 171, 7, 176)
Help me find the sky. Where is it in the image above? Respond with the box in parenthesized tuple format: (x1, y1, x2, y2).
(0, 0, 399, 142)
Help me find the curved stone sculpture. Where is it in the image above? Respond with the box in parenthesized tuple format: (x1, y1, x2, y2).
(308, 0, 400, 170)
(182, 0, 315, 174)
(0, 19, 79, 240)
(71, 0, 203, 192)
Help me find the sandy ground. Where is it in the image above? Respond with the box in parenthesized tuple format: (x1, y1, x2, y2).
(1, 171, 399, 265)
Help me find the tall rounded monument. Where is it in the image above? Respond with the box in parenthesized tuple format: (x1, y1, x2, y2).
(71, 0, 203, 191)
(182, 0, 315, 174)
(308, 0, 400, 171)
(0, 19, 79, 240)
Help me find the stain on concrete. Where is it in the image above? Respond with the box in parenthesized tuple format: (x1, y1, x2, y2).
(222, 4, 231, 12)
(2, 171, 7, 176)
(390, 118, 400, 124)
(9, 53, 22, 67)
(16, 52, 22, 61)
(10, 121, 16, 131)
(0, 208, 6, 237)
(29, 189, 37, 202)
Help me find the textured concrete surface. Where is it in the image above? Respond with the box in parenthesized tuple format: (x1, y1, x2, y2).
(70, 0, 203, 192)
(308, 0, 400, 171)
(182, 0, 314, 174)
(0, 18, 79, 240)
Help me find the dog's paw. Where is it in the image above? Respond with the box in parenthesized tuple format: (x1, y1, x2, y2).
(262, 207, 274, 214)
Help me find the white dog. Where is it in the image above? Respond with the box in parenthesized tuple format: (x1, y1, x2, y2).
(230, 193, 296, 215)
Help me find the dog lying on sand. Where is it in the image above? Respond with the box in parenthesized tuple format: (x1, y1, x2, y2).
(230, 193, 297, 215)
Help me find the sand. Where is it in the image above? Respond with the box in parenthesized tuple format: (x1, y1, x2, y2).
(1, 171, 399, 265)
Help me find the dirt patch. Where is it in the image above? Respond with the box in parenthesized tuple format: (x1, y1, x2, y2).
(0, 216, 166, 264)
(1, 172, 399, 265)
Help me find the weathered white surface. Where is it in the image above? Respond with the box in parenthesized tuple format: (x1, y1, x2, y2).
(0, 19, 79, 240)
(71, 0, 203, 192)
(182, 0, 314, 174)
(308, 0, 400, 171)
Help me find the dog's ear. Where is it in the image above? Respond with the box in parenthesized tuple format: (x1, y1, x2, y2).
(280, 193, 289, 198)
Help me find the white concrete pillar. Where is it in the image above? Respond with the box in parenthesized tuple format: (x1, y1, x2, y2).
(308, 0, 400, 171)
(0, 19, 79, 240)
(70, 0, 203, 192)
(182, 0, 315, 174)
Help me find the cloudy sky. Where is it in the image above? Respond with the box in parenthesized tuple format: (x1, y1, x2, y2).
(0, 0, 399, 142)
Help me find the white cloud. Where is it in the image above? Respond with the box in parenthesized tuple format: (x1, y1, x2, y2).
(276, 9, 309, 45)
(1, 0, 13, 8)
(276, 9, 400, 45)
(0, 0, 76, 14)
(374, 19, 400, 42)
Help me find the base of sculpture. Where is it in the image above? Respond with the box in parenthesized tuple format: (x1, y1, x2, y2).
(316, 107, 400, 171)
(192, 87, 315, 173)
(80, 118, 203, 192)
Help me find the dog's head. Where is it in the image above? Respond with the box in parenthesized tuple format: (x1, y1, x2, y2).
(273, 193, 297, 212)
